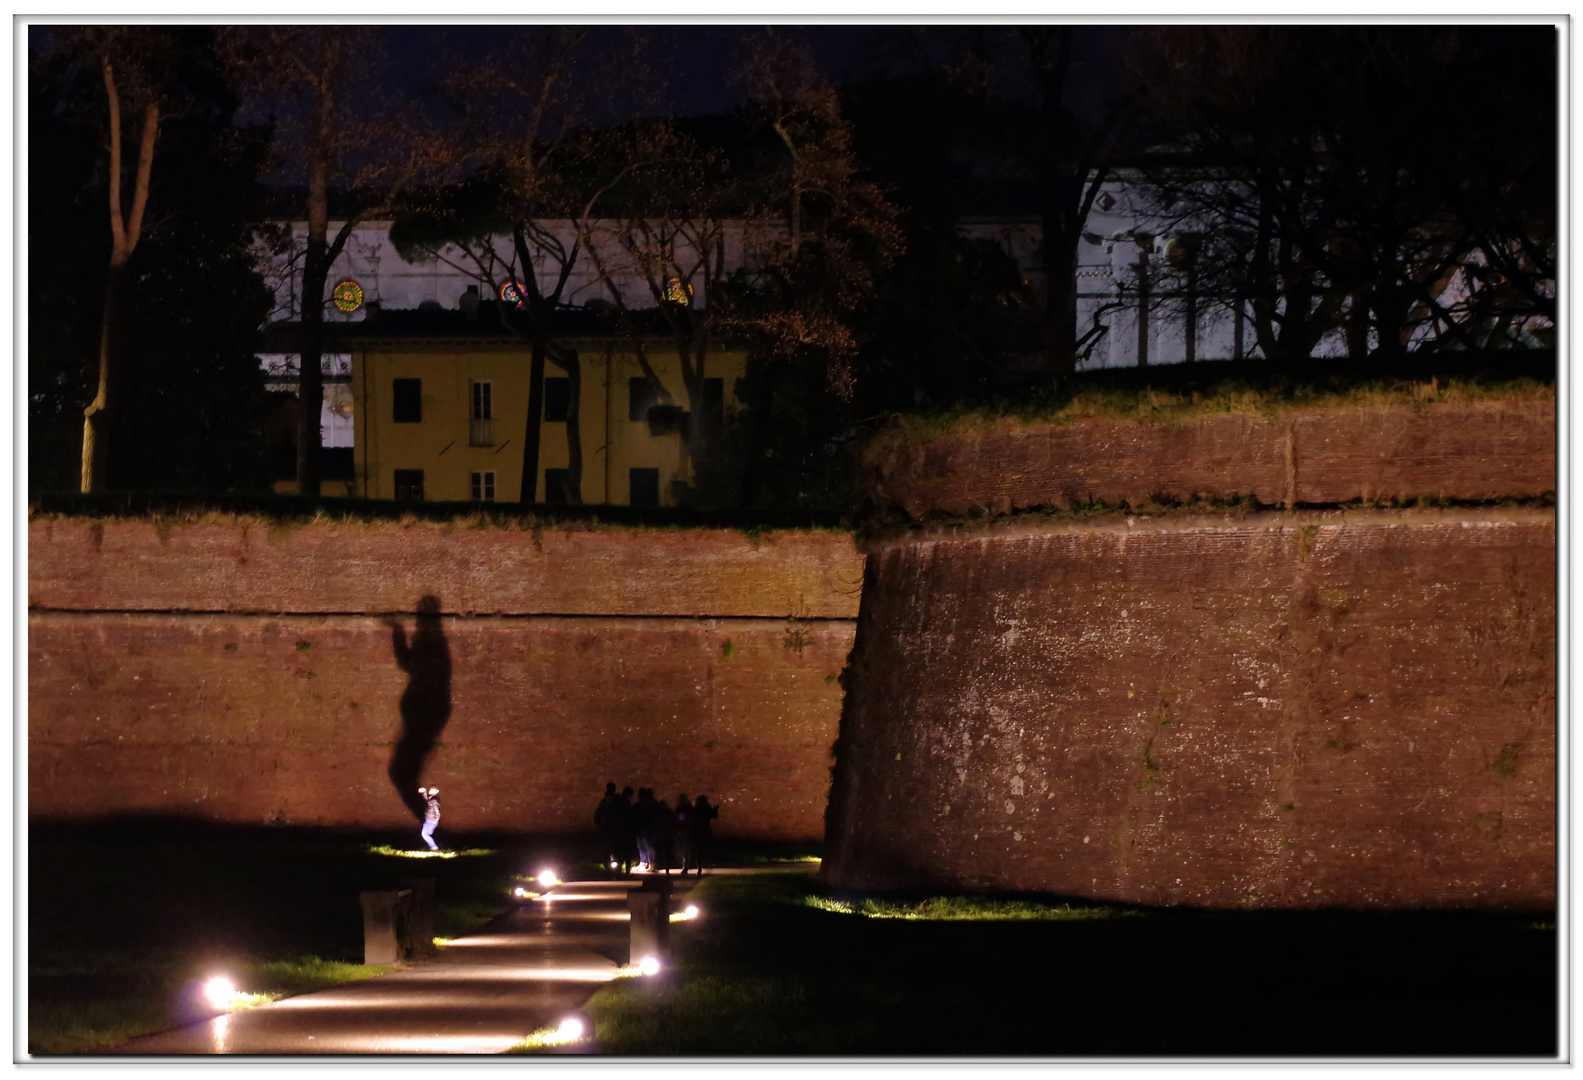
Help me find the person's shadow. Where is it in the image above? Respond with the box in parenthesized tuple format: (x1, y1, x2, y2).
(385, 595, 452, 820)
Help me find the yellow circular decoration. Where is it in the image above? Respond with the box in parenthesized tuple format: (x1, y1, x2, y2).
(663, 277, 693, 305)
(332, 280, 365, 313)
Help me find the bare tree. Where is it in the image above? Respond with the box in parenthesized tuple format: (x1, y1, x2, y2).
(935, 28, 1135, 375)
(1130, 26, 1556, 363)
(394, 28, 665, 503)
(221, 26, 443, 497)
(577, 32, 901, 506)
(49, 28, 169, 493)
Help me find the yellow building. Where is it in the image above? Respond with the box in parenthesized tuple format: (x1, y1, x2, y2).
(341, 316, 746, 507)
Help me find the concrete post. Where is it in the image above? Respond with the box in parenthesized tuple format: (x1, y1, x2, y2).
(360, 890, 401, 965)
(626, 877, 673, 964)
(401, 877, 437, 956)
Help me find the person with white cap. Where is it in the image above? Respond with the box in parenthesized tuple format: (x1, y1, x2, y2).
(418, 786, 442, 851)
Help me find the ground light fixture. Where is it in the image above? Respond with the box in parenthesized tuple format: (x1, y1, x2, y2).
(516, 1010, 594, 1050)
(638, 955, 661, 977)
(669, 904, 700, 922)
(203, 976, 238, 1008)
(538, 869, 561, 888)
(199, 975, 271, 1012)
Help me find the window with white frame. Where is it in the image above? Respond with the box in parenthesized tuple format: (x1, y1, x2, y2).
(470, 470, 496, 501)
(470, 380, 494, 445)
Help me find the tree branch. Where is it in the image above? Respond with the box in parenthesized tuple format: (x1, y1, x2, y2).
(102, 57, 127, 256)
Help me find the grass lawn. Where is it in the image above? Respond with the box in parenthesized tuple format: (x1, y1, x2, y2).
(27, 821, 528, 1054)
(584, 872, 1557, 1057)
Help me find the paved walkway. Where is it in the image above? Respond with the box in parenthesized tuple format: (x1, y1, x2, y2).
(114, 876, 693, 1056)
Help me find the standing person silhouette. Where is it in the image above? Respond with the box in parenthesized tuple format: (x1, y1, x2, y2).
(418, 786, 442, 851)
(595, 782, 621, 870)
(649, 793, 677, 875)
(614, 787, 637, 873)
(690, 795, 720, 875)
(675, 795, 696, 874)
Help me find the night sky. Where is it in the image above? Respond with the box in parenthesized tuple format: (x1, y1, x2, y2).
(382, 24, 912, 118)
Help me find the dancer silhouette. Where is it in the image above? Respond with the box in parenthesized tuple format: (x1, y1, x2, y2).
(385, 595, 452, 820)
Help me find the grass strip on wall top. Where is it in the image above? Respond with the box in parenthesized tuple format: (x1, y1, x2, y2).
(27, 491, 855, 538)
(868, 350, 1554, 453)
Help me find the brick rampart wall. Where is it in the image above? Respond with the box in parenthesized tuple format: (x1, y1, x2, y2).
(28, 518, 863, 618)
(28, 520, 862, 838)
(868, 399, 1554, 521)
(823, 510, 1555, 909)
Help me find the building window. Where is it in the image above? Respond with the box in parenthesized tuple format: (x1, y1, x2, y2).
(544, 377, 571, 422)
(470, 470, 496, 501)
(392, 379, 422, 423)
(394, 469, 425, 501)
(470, 380, 494, 446)
(629, 377, 658, 422)
(544, 468, 572, 505)
(629, 467, 660, 508)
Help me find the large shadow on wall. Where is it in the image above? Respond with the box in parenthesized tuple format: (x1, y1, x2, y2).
(385, 595, 453, 819)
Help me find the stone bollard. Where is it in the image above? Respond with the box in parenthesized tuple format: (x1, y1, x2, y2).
(360, 890, 403, 965)
(400, 877, 437, 956)
(626, 876, 673, 964)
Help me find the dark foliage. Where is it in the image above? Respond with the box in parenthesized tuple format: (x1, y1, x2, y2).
(1131, 25, 1557, 361)
(29, 27, 275, 493)
(843, 70, 1030, 412)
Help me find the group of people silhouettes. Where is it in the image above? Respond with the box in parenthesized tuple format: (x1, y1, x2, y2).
(410, 780, 719, 870)
(595, 783, 719, 875)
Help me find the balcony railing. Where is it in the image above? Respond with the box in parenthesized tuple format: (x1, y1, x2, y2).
(469, 418, 495, 447)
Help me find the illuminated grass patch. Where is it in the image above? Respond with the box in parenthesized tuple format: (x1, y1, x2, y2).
(245, 956, 395, 998)
(551, 869, 1556, 1056)
(802, 895, 1127, 921)
(509, 1024, 588, 1051)
(585, 973, 879, 1055)
(364, 844, 497, 859)
(27, 953, 395, 1055)
(30, 829, 520, 1054)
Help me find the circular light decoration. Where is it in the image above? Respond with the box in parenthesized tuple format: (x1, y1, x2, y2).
(499, 279, 528, 310)
(663, 277, 693, 305)
(331, 280, 364, 313)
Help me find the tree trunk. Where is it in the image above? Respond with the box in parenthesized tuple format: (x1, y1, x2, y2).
(1345, 291, 1371, 360)
(561, 348, 583, 505)
(297, 251, 327, 498)
(1371, 287, 1410, 361)
(738, 360, 781, 509)
(296, 46, 337, 500)
(519, 338, 547, 503)
(81, 62, 156, 494)
(1135, 251, 1150, 367)
(81, 257, 129, 492)
(677, 328, 709, 497)
(1039, 208, 1080, 374)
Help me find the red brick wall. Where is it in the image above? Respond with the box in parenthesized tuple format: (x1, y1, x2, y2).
(28, 521, 861, 838)
(824, 510, 1555, 909)
(28, 518, 863, 618)
(867, 399, 1555, 520)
